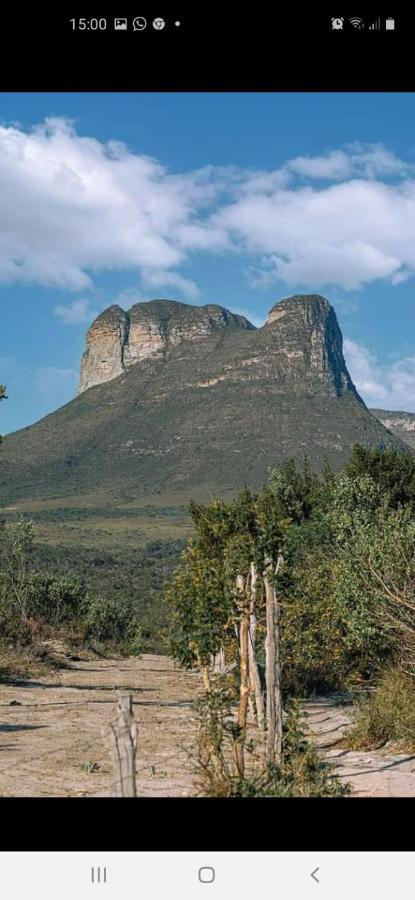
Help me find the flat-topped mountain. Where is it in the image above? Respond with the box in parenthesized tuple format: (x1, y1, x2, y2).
(79, 300, 254, 393)
(0, 295, 408, 505)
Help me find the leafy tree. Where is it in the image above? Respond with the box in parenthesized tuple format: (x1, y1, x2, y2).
(24, 572, 88, 625)
(169, 447, 415, 782)
(82, 595, 142, 655)
(345, 445, 415, 511)
(0, 518, 35, 621)
(0, 384, 7, 448)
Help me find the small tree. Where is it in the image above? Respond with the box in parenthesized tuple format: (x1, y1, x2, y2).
(0, 384, 7, 448)
(0, 518, 35, 621)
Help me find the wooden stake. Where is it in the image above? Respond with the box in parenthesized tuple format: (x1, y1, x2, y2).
(248, 562, 265, 731)
(264, 555, 283, 766)
(108, 694, 138, 797)
(234, 573, 249, 779)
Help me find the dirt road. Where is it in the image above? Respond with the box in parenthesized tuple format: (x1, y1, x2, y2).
(2, 656, 415, 797)
(0, 654, 202, 797)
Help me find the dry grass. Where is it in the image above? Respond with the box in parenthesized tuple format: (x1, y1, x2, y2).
(347, 666, 415, 752)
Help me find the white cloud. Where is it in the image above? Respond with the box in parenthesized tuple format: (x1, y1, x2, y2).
(226, 306, 264, 328)
(287, 144, 410, 181)
(54, 297, 99, 324)
(1, 120, 415, 294)
(140, 268, 200, 300)
(216, 180, 414, 290)
(344, 338, 415, 411)
(34, 366, 78, 398)
(0, 118, 222, 293)
(0, 355, 79, 432)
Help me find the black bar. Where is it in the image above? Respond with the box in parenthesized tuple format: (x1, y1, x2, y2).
(0, 10, 413, 91)
(1, 798, 414, 851)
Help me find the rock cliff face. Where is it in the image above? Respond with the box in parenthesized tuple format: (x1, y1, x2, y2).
(79, 299, 254, 393)
(264, 294, 357, 397)
(370, 409, 415, 449)
(79, 305, 129, 393)
(1, 294, 409, 507)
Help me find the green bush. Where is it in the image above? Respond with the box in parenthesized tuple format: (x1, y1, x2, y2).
(0, 608, 33, 645)
(196, 698, 349, 797)
(82, 596, 142, 656)
(347, 667, 415, 751)
(24, 573, 88, 624)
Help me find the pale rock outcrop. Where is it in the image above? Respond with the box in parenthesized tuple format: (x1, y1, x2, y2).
(79, 299, 254, 393)
(370, 409, 415, 449)
(265, 294, 357, 397)
(79, 305, 128, 394)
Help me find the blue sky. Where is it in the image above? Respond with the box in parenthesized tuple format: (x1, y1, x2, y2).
(1, 92, 415, 434)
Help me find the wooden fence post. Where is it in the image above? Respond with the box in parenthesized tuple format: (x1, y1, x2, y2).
(233, 573, 250, 779)
(264, 555, 283, 766)
(108, 694, 138, 797)
(248, 562, 265, 731)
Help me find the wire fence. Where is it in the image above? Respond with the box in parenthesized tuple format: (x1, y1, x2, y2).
(0, 670, 201, 796)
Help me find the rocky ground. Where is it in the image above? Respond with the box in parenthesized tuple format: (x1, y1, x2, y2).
(1, 655, 415, 797)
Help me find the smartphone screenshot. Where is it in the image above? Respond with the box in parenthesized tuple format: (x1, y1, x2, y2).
(0, 5, 414, 890)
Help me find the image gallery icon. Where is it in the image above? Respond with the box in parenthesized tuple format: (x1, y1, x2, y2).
(114, 17, 128, 30)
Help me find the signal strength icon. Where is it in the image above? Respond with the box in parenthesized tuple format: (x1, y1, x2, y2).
(369, 17, 381, 29)
(349, 17, 364, 28)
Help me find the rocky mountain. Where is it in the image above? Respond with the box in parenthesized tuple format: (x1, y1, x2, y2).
(0, 294, 409, 505)
(370, 409, 415, 449)
(79, 300, 254, 393)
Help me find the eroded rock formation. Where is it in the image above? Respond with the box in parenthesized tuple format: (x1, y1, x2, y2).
(79, 299, 254, 393)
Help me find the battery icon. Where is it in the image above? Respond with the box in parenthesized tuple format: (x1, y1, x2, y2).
(385, 17, 395, 29)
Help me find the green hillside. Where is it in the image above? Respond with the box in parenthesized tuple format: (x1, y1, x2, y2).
(0, 295, 409, 649)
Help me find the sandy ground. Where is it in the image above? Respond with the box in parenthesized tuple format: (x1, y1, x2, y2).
(304, 696, 415, 797)
(2, 656, 415, 797)
(0, 654, 202, 797)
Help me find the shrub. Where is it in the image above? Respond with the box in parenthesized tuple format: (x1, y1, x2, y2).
(82, 596, 142, 656)
(195, 695, 349, 797)
(347, 667, 415, 751)
(24, 573, 88, 625)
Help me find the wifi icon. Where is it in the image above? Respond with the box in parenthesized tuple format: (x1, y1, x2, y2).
(349, 17, 364, 28)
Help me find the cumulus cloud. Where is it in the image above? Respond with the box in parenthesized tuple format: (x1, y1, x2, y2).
(216, 179, 414, 289)
(140, 268, 200, 300)
(0, 355, 79, 432)
(0, 118, 223, 293)
(54, 297, 99, 324)
(34, 366, 78, 398)
(287, 143, 411, 181)
(344, 338, 415, 411)
(229, 306, 265, 328)
(1, 119, 415, 294)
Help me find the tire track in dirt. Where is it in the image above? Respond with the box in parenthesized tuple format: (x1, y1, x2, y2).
(0, 654, 202, 797)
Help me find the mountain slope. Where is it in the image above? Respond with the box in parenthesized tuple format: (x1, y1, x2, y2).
(370, 409, 415, 450)
(0, 295, 407, 506)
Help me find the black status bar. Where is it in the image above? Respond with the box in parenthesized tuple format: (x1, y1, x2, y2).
(0, 10, 412, 90)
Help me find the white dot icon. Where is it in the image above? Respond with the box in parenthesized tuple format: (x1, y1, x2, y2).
(175, 20, 181, 26)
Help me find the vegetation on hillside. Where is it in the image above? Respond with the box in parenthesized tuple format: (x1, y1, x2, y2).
(0, 516, 143, 677)
(167, 446, 415, 791)
(2, 373, 415, 792)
